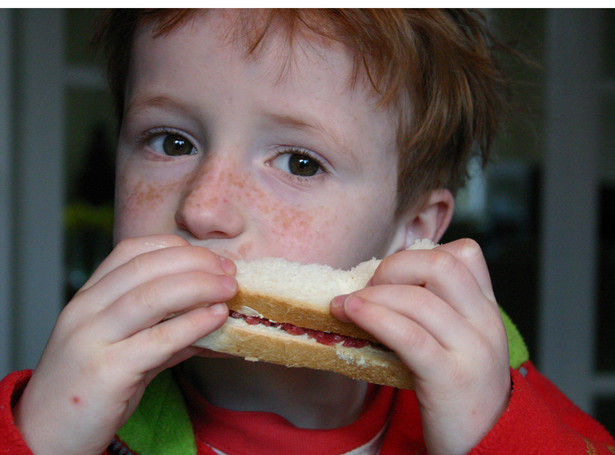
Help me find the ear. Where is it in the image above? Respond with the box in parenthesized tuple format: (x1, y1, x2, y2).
(386, 189, 455, 254)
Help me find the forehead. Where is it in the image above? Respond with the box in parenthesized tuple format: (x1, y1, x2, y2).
(127, 11, 398, 156)
(132, 10, 382, 102)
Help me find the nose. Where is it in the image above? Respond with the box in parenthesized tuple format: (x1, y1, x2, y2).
(175, 159, 245, 241)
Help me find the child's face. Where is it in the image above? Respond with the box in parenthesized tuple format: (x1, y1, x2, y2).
(114, 12, 410, 269)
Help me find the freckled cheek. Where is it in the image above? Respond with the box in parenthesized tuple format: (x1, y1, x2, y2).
(260, 204, 343, 264)
(113, 167, 183, 241)
(210, 173, 322, 260)
(263, 196, 394, 268)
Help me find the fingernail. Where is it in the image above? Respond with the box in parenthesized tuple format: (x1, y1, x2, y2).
(220, 275, 237, 292)
(331, 294, 349, 310)
(331, 294, 352, 322)
(208, 302, 228, 316)
(345, 295, 364, 312)
(219, 256, 236, 275)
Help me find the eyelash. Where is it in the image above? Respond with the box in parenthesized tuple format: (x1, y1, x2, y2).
(270, 146, 330, 180)
(135, 129, 329, 180)
(136, 127, 198, 158)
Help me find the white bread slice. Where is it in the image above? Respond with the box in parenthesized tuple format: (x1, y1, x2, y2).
(225, 238, 436, 343)
(226, 256, 382, 343)
(195, 316, 413, 389)
(195, 238, 436, 389)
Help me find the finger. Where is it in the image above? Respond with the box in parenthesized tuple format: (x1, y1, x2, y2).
(99, 271, 237, 342)
(435, 238, 496, 302)
(371, 247, 492, 320)
(342, 296, 447, 382)
(80, 235, 191, 292)
(118, 303, 229, 373)
(349, 284, 471, 351)
(78, 242, 235, 313)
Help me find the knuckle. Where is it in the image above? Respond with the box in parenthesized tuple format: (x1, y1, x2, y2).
(426, 249, 457, 274)
(114, 236, 141, 252)
(127, 252, 147, 278)
(55, 297, 93, 336)
(396, 324, 430, 352)
(137, 286, 159, 314)
(149, 323, 175, 348)
(373, 257, 393, 280)
(186, 245, 217, 264)
(56, 300, 81, 328)
(374, 253, 407, 283)
(456, 237, 483, 258)
(120, 284, 158, 317)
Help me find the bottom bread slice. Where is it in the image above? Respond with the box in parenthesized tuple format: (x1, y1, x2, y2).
(195, 317, 413, 390)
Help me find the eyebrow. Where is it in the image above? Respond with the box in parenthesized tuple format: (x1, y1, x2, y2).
(263, 111, 358, 163)
(123, 94, 359, 162)
(123, 94, 192, 119)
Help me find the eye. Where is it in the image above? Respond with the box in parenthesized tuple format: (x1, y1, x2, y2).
(146, 131, 197, 157)
(270, 150, 325, 178)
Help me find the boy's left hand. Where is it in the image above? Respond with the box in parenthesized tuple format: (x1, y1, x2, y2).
(331, 238, 510, 455)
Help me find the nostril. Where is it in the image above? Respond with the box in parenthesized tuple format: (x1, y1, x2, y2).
(206, 231, 232, 239)
(175, 213, 188, 232)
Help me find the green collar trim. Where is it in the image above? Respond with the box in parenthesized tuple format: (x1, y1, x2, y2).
(117, 307, 528, 455)
(501, 307, 530, 369)
(116, 369, 197, 455)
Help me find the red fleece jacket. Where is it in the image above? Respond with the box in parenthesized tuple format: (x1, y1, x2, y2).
(1, 362, 614, 454)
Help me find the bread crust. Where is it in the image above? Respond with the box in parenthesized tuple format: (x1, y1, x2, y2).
(195, 317, 414, 389)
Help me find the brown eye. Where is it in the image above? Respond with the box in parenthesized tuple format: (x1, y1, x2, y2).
(287, 154, 320, 177)
(271, 151, 323, 178)
(162, 134, 196, 156)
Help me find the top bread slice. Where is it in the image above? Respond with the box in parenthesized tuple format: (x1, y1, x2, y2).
(225, 238, 437, 343)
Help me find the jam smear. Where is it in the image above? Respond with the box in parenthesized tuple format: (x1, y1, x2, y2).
(229, 310, 377, 349)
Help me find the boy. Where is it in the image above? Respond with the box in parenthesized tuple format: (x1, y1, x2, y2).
(1, 8, 613, 455)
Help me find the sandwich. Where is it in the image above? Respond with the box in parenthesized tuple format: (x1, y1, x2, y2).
(194, 239, 436, 389)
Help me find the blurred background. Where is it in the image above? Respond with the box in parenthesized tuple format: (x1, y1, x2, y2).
(1, 9, 614, 433)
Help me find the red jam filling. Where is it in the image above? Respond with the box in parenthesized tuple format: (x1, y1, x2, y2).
(229, 310, 372, 348)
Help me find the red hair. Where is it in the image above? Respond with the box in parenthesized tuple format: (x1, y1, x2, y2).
(95, 9, 507, 215)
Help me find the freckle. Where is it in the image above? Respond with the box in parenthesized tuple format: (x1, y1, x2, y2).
(71, 396, 81, 405)
(124, 178, 184, 212)
(238, 242, 252, 258)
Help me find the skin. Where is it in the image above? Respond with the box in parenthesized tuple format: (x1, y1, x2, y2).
(14, 11, 510, 455)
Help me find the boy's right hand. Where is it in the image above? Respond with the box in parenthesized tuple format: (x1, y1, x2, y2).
(13, 235, 236, 455)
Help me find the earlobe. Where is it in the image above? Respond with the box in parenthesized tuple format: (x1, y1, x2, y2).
(396, 189, 455, 251)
